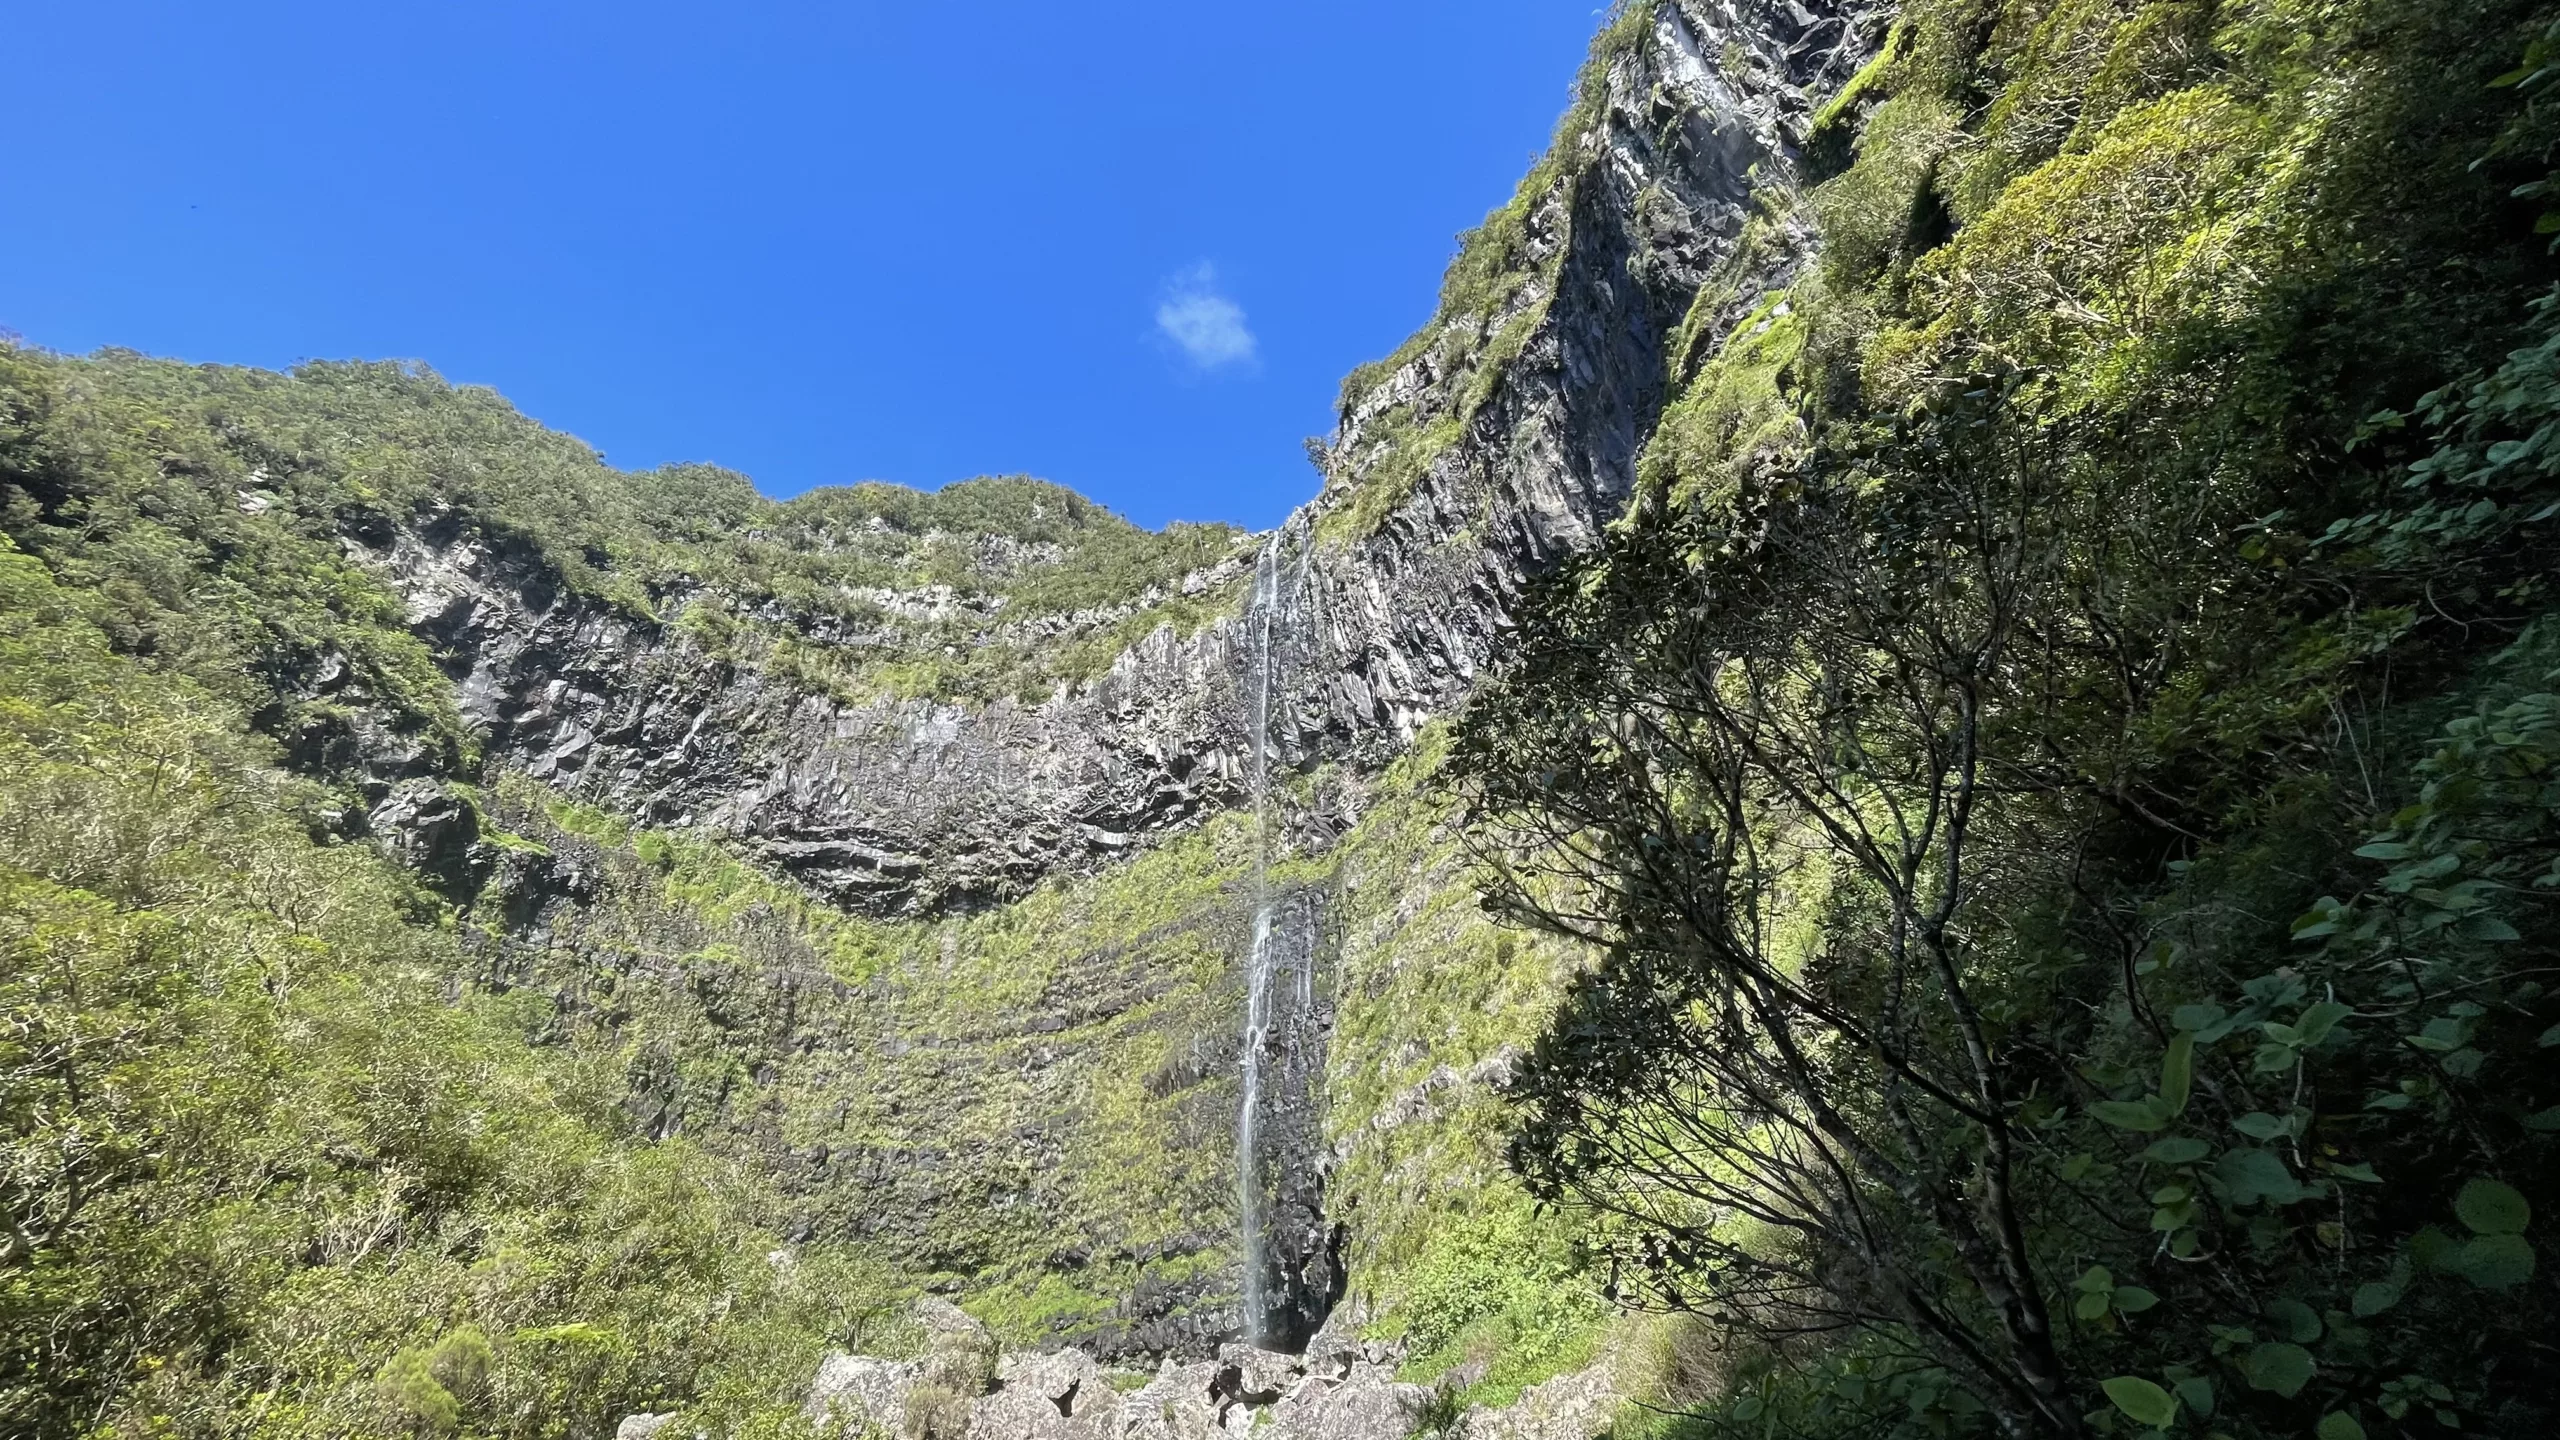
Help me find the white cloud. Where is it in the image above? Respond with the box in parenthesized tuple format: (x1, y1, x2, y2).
(1155, 264, 1257, 370)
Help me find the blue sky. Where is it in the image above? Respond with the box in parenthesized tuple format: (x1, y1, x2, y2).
(4, 2, 1608, 530)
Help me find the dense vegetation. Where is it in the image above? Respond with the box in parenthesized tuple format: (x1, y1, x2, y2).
(21, 1, 2560, 1437)
(0, 350, 1258, 1434)
(0, 348, 1248, 729)
(0, 543, 903, 1437)
(1456, 0, 2560, 1435)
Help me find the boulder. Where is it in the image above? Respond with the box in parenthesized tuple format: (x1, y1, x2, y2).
(804, 1351, 921, 1437)
(1212, 1344, 1301, 1404)
(1118, 1357, 1225, 1440)
(1261, 1362, 1431, 1440)
(366, 778, 486, 894)
(968, 1348, 1121, 1439)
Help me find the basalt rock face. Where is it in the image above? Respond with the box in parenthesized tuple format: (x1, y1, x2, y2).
(368, 510, 1262, 917)
(352, 0, 1882, 1368)
(1266, 0, 1882, 767)
(357, 0, 1882, 920)
(1234, 885, 1344, 1353)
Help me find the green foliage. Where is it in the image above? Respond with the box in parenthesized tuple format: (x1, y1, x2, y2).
(376, 1348, 462, 1434)
(1458, 1, 2560, 1436)
(1320, 2, 1658, 543)
(0, 541, 891, 1437)
(2099, 1376, 2178, 1429)
(1392, 1221, 1609, 1408)
(1317, 731, 1621, 1398)
(0, 343, 1251, 737)
(497, 781, 1274, 1350)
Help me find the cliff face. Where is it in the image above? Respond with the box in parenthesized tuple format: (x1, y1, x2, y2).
(365, 0, 1881, 926)
(327, 0, 1889, 1366)
(369, 511, 1261, 915)
(0, 0, 1881, 1386)
(1277, 0, 1876, 759)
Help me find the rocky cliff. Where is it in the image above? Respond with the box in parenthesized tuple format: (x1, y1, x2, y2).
(384, 0, 1884, 1377)
(0, 0, 1885, 1420)
(365, 0, 1882, 916)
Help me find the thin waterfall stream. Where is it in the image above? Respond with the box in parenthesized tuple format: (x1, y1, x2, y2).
(1238, 530, 1283, 1347)
(1236, 521, 1316, 1349)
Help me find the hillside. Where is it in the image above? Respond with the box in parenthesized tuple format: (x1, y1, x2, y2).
(10, 1, 2560, 1439)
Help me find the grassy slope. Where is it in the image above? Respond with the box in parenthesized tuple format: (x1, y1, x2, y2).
(487, 734, 1613, 1393)
(0, 541, 898, 1439)
(0, 347, 1252, 720)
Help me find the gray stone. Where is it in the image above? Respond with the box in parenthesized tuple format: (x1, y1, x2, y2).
(803, 1351, 920, 1437)
(366, 778, 485, 894)
(1261, 1362, 1433, 1440)
(1212, 1344, 1300, 1404)
(970, 1349, 1119, 1439)
(1119, 1358, 1225, 1440)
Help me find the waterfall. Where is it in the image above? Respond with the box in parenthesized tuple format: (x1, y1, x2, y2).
(1233, 515, 1320, 1342)
(1236, 519, 1336, 1352)
(1237, 902, 1277, 1345)
(1237, 529, 1285, 1347)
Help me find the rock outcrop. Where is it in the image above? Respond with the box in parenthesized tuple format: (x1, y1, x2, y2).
(358, 0, 1884, 924)
(728, 1293, 1644, 1440)
(791, 1336, 1438, 1440)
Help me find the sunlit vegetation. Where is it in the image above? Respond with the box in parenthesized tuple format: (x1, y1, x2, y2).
(1460, 1, 2560, 1435)
(0, 347, 1251, 725)
(0, 543, 899, 1437)
(1319, 3, 1657, 544)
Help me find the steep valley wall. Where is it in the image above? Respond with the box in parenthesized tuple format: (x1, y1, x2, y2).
(356, 0, 1887, 1378)
(306, 0, 1882, 1392)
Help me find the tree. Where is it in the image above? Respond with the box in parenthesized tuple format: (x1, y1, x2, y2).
(1457, 379, 2168, 1436)
(1458, 299, 2560, 1434)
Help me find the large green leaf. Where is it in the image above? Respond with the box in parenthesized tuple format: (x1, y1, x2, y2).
(2243, 1342, 2316, 1398)
(2455, 1177, 2531, 1235)
(2295, 1000, 2355, 1045)
(2454, 1233, 2537, 1289)
(2160, 1032, 2195, 1113)
(2265, 1297, 2322, 1343)
(2317, 1412, 2369, 1440)
(2101, 1377, 2180, 1429)
(2092, 1096, 2172, 1132)
(2233, 1111, 2298, 1141)
(2217, 1147, 2309, 1206)
(2172, 1375, 2215, 1419)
